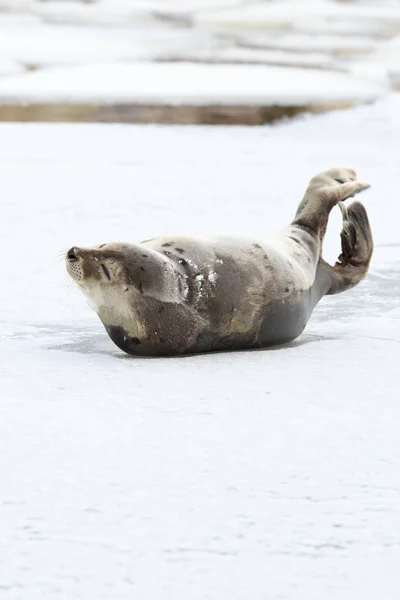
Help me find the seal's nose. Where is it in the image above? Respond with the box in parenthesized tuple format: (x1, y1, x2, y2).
(67, 247, 77, 260)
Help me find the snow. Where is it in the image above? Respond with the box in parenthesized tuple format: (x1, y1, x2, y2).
(0, 0, 399, 112)
(194, 1, 400, 29)
(0, 61, 387, 106)
(203, 47, 340, 69)
(1, 95, 400, 599)
(0, 58, 25, 77)
(237, 31, 378, 55)
(0, 21, 210, 67)
(28, 0, 158, 27)
(369, 35, 400, 86)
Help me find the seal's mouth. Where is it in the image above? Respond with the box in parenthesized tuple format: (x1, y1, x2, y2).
(100, 263, 111, 281)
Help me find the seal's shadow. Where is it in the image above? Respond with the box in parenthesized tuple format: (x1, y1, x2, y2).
(51, 331, 337, 359)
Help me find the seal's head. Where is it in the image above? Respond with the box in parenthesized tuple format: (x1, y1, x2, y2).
(65, 243, 143, 324)
(65, 243, 137, 290)
(65, 242, 183, 325)
(65, 242, 193, 354)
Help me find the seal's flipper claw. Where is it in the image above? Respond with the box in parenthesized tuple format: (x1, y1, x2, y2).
(326, 200, 373, 294)
(338, 217, 357, 265)
(340, 182, 370, 203)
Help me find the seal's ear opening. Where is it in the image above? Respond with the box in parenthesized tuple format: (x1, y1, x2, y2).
(326, 200, 373, 295)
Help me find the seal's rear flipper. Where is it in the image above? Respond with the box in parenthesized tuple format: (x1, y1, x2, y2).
(325, 200, 373, 295)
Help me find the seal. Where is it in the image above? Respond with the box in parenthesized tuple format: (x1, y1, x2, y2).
(65, 168, 373, 356)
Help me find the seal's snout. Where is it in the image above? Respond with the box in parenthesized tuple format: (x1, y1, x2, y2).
(65, 246, 85, 282)
(67, 247, 77, 260)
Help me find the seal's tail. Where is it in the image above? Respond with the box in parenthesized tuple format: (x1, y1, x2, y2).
(325, 200, 373, 295)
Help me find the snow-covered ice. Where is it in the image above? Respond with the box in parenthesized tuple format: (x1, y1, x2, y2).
(0, 0, 400, 112)
(0, 20, 219, 67)
(0, 61, 387, 106)
(195, 1, 400, 29)
(1, 96, 400, 599)
(0, 58, 24, 77)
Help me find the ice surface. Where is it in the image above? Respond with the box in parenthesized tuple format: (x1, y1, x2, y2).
(1, 1, 400, 107)
(1, 96, 400, 599)
(0, 61, 386, 105)
(0, 58, 24, 76)
(0, 21, 213, 67)
(195, 1, 400, 29)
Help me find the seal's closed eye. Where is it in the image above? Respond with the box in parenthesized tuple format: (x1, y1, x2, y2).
(100, 264, 111, 281)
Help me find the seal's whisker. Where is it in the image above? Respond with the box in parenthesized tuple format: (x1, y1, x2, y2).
(64, 273, 74, 288)
(56, 249, 69, 261)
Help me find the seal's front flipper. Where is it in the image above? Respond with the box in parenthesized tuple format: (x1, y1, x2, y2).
(325, 200, 373, 295)
(336, 182, 370, 203)
(293, 168, 370, 236)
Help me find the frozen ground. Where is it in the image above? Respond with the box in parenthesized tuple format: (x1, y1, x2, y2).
(1, 95, 400, 599)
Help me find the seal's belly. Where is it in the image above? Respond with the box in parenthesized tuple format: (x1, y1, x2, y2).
(152, 238, 314, 353)
(187, 285, 314, 353)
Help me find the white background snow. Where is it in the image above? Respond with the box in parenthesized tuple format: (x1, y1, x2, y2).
(1, 94, 400, 598)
